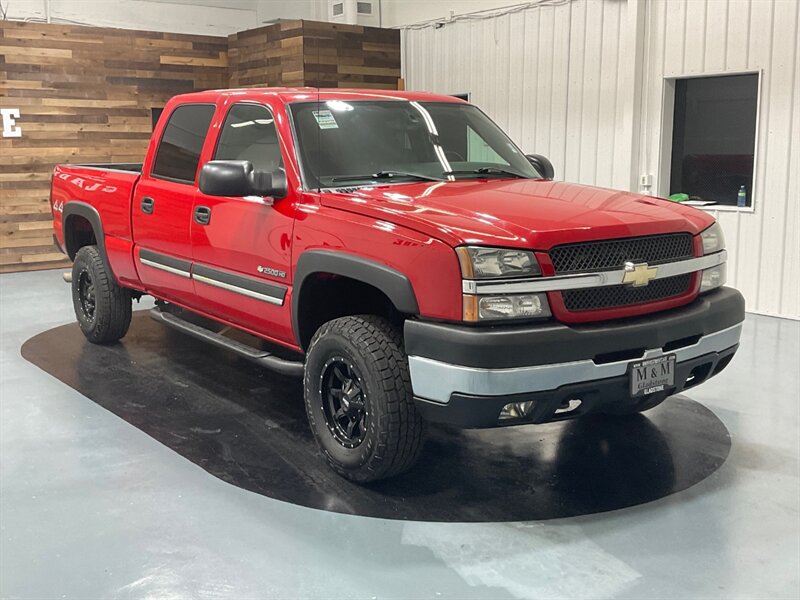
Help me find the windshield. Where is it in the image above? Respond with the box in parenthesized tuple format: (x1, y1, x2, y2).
(288, 100, 542, 189)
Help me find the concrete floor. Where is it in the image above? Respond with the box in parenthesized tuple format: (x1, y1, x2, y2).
(1, 269, 798, 600)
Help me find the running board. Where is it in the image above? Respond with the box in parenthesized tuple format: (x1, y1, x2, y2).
(150, 307, 304, 377)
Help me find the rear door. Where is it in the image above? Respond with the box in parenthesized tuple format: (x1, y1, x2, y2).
(190, 100, 297, 344)
(132, 103, 215, 305)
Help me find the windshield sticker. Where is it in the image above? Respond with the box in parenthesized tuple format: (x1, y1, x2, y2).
(312, 109, 339, 129)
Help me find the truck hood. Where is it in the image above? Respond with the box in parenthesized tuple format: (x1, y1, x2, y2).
(321, 179, 714, 249)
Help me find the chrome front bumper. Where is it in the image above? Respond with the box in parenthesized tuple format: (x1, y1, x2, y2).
(408, 322, 742, 404)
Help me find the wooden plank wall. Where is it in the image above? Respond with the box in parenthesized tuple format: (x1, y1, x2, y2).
(0, 21, 227, 273)
(301, 21, 401, 90)
(1, 19, 400, 273)
(228, 20, 401, 90)
(228, 20, 304, 88)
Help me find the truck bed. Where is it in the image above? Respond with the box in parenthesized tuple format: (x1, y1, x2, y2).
(51, 163, 143, 266)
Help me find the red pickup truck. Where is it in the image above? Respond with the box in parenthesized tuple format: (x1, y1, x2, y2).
(51, 88, 744, 482)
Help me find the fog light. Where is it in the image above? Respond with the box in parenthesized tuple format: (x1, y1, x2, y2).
(700, 263, 726, 293)
(499, 401, 534, 420)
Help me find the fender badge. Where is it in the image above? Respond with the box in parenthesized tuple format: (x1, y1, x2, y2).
(257, 265, 287, 279)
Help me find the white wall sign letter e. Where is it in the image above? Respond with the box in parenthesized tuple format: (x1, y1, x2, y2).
(1, 108, 22, 138)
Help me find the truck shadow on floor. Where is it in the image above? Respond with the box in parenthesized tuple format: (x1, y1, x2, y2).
(21, 313, 731, 522)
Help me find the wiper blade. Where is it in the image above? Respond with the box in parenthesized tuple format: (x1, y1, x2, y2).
(331, 170, 442, 183)
(443, 167, 527, 179)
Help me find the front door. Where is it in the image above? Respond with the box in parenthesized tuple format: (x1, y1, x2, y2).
(132, 103, 215, 305)
(190, 101, 297, 345)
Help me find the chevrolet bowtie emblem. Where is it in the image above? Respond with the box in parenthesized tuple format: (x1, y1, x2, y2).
(622, 261, 658, 287)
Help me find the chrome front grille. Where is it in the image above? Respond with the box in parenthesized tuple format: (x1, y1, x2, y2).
(549, 234, 695, 312)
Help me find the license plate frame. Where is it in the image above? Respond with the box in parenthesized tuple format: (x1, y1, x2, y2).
(629, 354, 676, 397)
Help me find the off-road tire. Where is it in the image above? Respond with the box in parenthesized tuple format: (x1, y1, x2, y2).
(304, 315, 426, 483)
(71, 245, 132, 344)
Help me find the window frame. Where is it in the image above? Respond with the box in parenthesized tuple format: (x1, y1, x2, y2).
(150, 102, 216, 186)
(211, 101, 284, 172)
(658, 70, 762, 214)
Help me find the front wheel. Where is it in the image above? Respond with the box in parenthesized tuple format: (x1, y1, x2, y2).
(71, 245, 132, 344)
(304, 315, 426, 483)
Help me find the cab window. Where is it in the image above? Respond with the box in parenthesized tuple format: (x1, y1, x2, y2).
(214, 103, 284, 172)
(151, 104, 215, 183)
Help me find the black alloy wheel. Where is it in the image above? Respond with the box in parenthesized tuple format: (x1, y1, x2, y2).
(77, 268, 97, 322)
(320, 357, 368, 448)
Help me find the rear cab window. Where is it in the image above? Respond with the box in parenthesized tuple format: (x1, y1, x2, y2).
(151, 104, 216, 184)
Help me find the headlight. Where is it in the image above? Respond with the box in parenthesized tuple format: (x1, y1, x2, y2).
(457, 246, 550, 321)
(700, 222, 726, 255)
(465, 293, 551, 321)
(700, 263, 727, 293)
(456, 246, 541, 279)
(699, 222, 727, 294)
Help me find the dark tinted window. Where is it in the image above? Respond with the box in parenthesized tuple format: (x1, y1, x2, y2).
(152, 104, 215, 183)
(669, 74, 758, 207)
(151, 107, 164, 130)
(214, 103, 283, 172)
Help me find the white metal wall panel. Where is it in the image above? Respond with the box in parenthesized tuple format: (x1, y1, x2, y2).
(638, 0, 799, 318)
(404, 0, 630, 189)
(403, 0, 799, 318)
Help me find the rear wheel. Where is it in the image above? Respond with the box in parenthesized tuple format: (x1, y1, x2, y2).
(304, 315, 426, 483)
(71, 245, 132, 344)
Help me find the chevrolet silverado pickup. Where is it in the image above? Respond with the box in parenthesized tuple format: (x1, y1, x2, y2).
(51, 88, 744, 482)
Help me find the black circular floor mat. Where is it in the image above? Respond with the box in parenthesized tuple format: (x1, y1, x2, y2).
(22, 313, 731, 522)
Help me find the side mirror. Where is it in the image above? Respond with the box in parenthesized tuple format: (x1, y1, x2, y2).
(199, 160, 288, 199)
(525, 154, 555, 180)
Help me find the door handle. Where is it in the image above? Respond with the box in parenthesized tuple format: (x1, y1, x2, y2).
(141, 197, 154, 214)
(194, 205, 211, 225)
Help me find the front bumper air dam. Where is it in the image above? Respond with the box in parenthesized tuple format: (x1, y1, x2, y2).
(405, 287, 745, 428)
